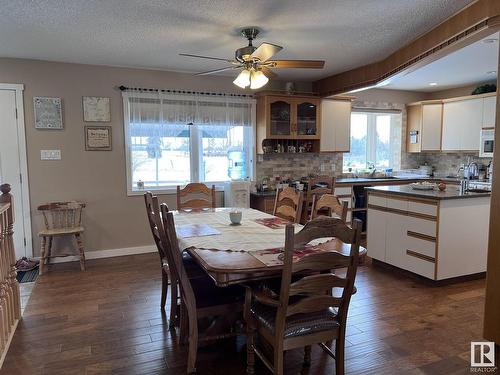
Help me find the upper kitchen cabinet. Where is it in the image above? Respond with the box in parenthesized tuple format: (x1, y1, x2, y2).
(320, 98, 352, 152)
(442, 97, 483, 151)
(256, 93, 353, 154)
(406, 102, 442, 152)
(269, 97, 293, 137)
(482, 95, 497, 128)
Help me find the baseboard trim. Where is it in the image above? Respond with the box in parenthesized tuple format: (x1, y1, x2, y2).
(44, 245, 156, 264)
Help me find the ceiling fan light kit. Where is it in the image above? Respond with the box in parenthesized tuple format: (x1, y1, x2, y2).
(180, 27, 325, 90)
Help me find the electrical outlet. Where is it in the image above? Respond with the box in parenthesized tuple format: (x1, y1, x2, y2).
(40, 150, 61, 160)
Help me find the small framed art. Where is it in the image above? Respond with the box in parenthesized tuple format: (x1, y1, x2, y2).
(83, 96, 111, 122)
(85, 126, 112, 151)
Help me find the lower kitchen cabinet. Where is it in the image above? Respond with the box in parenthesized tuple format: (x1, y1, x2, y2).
(366, 192, 490, 281)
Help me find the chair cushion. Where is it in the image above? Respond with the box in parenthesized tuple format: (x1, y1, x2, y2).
(250, 302, 339, 338)
(38, 226, 84, 236)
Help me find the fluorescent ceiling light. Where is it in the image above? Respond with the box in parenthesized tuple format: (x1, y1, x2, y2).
(429, 82, 438, 86)
(487, 71, 497, 75)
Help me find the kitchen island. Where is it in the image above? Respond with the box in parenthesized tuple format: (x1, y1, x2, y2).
(366, 185, 490, 281)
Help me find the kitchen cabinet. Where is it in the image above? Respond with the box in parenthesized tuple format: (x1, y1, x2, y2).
(442, 98, 483, 151)
(320, 99, 352, 152)
(421, 104, 442, 151)
(406, 102, 442, 152)
(483, 95, 497, 128)
(366, 190, 490, 280)
(256, 93, 354, 154)
(258, 95, 320, 140)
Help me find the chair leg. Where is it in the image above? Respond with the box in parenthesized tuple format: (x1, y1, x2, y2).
(46, 236, 53, 265)
(170, 281, 179, 328)
(187, 310, 198, 374)
(179, 301, 188, 345)
(303, 345, 311, 367)
(273, 345, 284, 375)
(161, 269, 168, 311)
(246, 323, 256, 374)
(39, 236, 47, 275)
(335, 337, 345, 375)
(75, 233, 86, 271)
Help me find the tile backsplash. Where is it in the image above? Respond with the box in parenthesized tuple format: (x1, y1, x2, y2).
(403, 152, 492, 177)
(255, 153, 343, 182)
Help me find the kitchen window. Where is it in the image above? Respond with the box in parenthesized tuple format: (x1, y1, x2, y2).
(122, 91, 256, 194)
(343, 109, 402, 171)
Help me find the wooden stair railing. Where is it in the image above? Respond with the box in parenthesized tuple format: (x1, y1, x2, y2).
(0, 184, 21, 365)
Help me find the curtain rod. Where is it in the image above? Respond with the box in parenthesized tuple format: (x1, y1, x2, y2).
(118, 85, 254, 98)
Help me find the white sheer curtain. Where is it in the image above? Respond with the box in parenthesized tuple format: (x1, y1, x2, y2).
(124, 90, 255, 191)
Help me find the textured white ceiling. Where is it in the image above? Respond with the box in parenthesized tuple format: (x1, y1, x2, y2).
(383, 32, 499, 92)
(0, 0, 474, 81)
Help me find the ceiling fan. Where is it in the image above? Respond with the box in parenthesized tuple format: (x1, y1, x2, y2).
(179, 27, 325, 89)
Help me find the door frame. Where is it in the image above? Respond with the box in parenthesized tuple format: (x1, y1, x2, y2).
(0, 83, 32, 257)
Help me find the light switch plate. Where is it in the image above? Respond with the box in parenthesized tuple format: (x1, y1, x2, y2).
(40, 150, 61, 160)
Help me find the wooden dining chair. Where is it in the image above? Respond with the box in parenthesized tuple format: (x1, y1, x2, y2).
(177, 183, 216, 211)
(301, 176, 335, 223)
(144, 192, 179, 325)
(273, 187, 304, 223)
(310, 194, 348, 222)
(144, 192, 208, 327)
(162, 206, 244, 374)
(38, 201, 86, 275)
(245, 217, 362, 375)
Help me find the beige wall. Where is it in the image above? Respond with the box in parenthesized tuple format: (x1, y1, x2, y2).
(0, 57, 309, 256)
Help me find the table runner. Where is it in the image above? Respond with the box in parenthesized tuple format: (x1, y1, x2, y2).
(174, 208, 302, 252)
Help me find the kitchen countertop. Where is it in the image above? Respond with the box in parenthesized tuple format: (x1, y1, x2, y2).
(365, 185, 491, 200)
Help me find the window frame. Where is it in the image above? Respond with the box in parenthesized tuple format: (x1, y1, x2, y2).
(122, 92, 257, 196)
(344, 109, 401, 171)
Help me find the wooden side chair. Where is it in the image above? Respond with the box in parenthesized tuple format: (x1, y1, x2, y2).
(38, 201, 86, 275)
(301, 176, 335, 223)
(144, 192, 178, 325)
(311, 194, 348, 222)
(162, 206, 245, 374)
(273, 187, 304, 223)
(245, 217, 362, 375)
(177, 183, 216, 211)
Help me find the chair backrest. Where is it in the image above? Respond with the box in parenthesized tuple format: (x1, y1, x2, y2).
(144, 192, 167, 263)
(176, 183, 216, 211)
(309, 175, 335, 190)
(161, 206, 198, 313)
(303, 186, 333, 224)
(310, 194, 348, 222)
(273, 187, 304, 223)
(275, 217, 362, 340)
(37, 201, 85, 230)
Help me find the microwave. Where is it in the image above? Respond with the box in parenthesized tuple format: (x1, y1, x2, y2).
(480, 129, 495, 158)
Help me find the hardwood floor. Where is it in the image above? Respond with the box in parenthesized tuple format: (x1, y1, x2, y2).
(1, 254, 496, 374)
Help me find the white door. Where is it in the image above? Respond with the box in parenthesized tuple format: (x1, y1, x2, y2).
(0, 89, 29, 259)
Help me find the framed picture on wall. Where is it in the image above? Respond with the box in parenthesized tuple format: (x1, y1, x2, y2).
(34, 97, 63, 129)
(85, 126, 112, 151)
(83, 96, 111, 122)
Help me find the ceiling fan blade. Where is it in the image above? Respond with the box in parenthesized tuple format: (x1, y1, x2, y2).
(179, 53, 237, 64)
(261, 66, 278, 79)
(195, 66, 241, 76)
(267, 60, 325, 69)
(251, 42, 283, 62)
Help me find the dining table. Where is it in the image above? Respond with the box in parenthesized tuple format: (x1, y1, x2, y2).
(173, 207, 367, 287)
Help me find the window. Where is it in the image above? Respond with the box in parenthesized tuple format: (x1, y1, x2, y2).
(343, 110, 402, 171)
(123, 92, 255, 194)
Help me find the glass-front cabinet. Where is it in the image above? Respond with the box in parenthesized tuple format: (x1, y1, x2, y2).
(269, 99, 292, 137)
(262, 96, 321, 139)
(296, 100, 319, 137)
